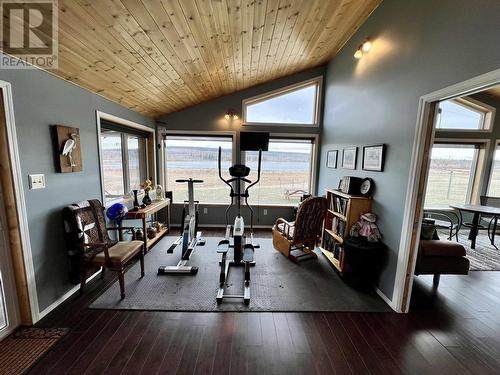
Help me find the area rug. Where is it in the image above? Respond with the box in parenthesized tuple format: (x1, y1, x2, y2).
(0, 327, 68, 375)
(438, 229, 500, 271)
(90, 236, 389, 312)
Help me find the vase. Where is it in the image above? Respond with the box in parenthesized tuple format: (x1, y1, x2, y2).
(142, 191, 152, 205)
(132, 189, 140, 210)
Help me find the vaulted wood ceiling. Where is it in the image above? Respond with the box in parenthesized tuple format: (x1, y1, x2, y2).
(50, 0, 381, 117)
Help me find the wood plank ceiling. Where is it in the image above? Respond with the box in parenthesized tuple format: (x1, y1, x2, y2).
(50, 0, 381, 117)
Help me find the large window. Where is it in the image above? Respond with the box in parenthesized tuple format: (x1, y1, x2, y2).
(488, 143, 500, 196)
(245, 138, 314, 206)
(164, 135, 233, 204)
(243, 78, 321, 126)
(424, 144, 479, 208)
(101, 127, 148, 199)
(436, 98, 493, 130)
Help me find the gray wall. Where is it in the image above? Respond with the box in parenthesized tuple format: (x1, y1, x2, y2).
(0, 65, 154, 312)
(317, 0, 500, 300)
(158, 66, 325, 227)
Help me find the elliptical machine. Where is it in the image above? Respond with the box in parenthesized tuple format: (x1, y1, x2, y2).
(216, 147, 262, 305)
(158, 178, 205, 275)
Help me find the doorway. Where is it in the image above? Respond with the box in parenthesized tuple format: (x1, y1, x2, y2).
(397, 69, 500, 312)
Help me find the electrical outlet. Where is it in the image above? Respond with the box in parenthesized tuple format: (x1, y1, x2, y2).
(263, 209, 268, 216)
(29, 174, 46, 190)
(203, 207, 208, 214)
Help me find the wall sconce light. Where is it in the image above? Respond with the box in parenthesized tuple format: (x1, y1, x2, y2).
(354, 38, 373, 59)
(225, 110, 239, 121)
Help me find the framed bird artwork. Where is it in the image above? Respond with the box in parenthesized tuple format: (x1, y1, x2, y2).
(51, 125, 83, 173)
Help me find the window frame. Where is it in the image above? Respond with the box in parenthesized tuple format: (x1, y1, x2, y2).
(435, 97, 496, 132)
(101, 130, 148, 196)
(424, 138, 490, 210)
(96, 111, 155, 204)
(242, 133, 319, 207)
(487, 139, 500, 196)
(242, 77, 322, 127)
(162, 130, 237, 206)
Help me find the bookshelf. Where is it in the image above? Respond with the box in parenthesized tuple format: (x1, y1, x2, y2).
(320, 189, 372, 273)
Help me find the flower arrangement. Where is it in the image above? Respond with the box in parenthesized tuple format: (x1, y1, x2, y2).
(141, 179, 153, 192)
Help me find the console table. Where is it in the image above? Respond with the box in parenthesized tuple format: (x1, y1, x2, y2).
(124, 199, 171, 252)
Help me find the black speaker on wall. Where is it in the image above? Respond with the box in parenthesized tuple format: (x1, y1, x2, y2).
(165, 191, 173, 201)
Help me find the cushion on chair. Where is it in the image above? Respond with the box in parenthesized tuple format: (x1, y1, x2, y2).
(277, 222, 295, 238)
(415, 256, 469, 276)
(94, 240, 143, 266)
(420, 240, 466, 257)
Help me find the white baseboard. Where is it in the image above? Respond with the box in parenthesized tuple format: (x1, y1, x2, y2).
(375, 287, 401, 312)
(37, 270, 101, 321)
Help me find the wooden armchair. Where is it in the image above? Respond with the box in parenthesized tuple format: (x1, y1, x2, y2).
(63, 199, 144, 299)
(272, 196, 328, 262)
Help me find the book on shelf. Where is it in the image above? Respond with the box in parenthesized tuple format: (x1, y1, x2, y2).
(338, 220, 345, 236)
(330, 216, 346, 237)
(333, 243, 343, 260)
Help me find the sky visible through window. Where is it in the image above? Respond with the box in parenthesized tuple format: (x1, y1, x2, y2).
(437, 100, 482, 129)
(246, 84, 317, 124)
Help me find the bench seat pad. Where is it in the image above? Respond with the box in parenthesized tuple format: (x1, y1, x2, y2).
(420, 240, 466, 257)
(95, 240, 143, 265)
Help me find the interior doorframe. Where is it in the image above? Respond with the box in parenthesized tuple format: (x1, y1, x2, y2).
(0, 80, 39, 324)
(394, 68, 500, 313)
(0, 183, 20, 340)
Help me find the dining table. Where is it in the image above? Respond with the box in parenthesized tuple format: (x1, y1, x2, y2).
(449, 203, 500, 249)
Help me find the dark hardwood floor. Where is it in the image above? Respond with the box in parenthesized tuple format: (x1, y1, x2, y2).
(28, 231, 500, 374)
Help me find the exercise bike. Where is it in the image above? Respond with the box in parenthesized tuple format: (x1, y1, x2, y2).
(216, 147, 262, 305)
(157, 178, 205, 275)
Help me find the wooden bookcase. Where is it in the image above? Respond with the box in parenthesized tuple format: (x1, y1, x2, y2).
(320, 189, 372, 273)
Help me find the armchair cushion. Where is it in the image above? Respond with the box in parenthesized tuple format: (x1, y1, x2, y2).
(94, 240, 143, 266)
(276, 222, 295, 238)
(420, 240, 466, 257)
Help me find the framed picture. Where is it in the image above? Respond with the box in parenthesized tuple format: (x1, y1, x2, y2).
(326, 150, 338, 168)
(362, 144, 386, 172)
(51, 125, 83, 173)
(342, 147, 357, 170)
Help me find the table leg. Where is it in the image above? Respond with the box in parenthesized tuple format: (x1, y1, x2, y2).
(470, 212, 479, 249)
(143, 217, 147, 253)
(492, 216, 498, 247)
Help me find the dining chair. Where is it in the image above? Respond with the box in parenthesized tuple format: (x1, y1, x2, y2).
(423, 210, 460, 241)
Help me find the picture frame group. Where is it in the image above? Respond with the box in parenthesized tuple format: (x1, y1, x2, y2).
(326, 144, 385, 172)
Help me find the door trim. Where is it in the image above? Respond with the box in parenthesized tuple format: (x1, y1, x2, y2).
(0, 190, 20, 339)
(395, 68, 500, 313)
(0, 80, 39, 323)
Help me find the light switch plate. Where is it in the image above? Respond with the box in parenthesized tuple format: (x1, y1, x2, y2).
(263, 209, 268, 216)
(29, 174, 45, 190)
